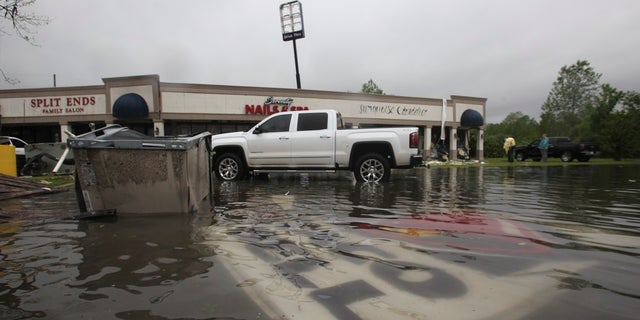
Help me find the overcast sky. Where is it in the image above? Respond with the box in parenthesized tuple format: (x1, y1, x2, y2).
(1, 0, 639, 123)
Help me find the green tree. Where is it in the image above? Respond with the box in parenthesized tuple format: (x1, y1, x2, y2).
(499, 111, 540, 143)
(540, 60, 601, 139)
(599, 91, 640, 160)
(1, 0, 50, 84)
(579, 84, 624, 142)
(484, 111, 539, 157)
(360, 79, 384, 95)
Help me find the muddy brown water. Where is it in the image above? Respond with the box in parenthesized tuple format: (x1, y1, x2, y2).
(1, 165, 639, 319)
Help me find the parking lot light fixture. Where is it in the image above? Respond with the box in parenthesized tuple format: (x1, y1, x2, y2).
(279, 1, 305, 89)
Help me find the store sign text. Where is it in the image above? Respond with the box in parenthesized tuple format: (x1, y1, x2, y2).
(245, 96, 308, 115)
(245, 104, 309, 115)
(30, 96, 96, 115)
(360, 104, 428, 117)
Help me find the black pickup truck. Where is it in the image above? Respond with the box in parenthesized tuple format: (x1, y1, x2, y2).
(514, 137, 599, 162)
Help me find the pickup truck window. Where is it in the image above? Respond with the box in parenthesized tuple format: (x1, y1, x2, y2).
(297, 113, 328, 131)
(259, 114, 291, 132)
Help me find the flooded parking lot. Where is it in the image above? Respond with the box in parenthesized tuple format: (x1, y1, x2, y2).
(1, 165, 639, 319)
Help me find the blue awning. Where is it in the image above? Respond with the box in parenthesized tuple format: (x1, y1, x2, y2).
(112, 93, 149, 118)
(460, 109, 483, 127)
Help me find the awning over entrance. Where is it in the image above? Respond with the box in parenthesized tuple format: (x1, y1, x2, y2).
(460, 109, 483, 127)
(113, 93, 149, 118)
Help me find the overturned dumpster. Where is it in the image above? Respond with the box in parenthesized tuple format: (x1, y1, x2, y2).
(68, 125, 212, 214)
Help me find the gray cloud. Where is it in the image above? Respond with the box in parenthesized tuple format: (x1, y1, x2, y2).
(2, 0, 639, 123)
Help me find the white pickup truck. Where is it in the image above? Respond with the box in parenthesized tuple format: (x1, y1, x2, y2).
(210, 110, 423, 182)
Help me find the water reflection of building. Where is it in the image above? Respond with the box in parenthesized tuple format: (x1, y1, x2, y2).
(0, 75, 486, 161)
(420, 167, 487, 209)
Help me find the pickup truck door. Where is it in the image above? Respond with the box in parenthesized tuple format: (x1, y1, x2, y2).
(290, 112, 335, 167)
(246, 113, 292, 167)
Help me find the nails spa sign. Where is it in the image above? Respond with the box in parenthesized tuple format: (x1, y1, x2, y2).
(244, 96, 309, 115)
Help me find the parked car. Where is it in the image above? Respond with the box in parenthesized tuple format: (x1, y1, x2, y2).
(210, 109, 423, 182)
(514, 137, 599, 162)
(0, 136, 28, 156)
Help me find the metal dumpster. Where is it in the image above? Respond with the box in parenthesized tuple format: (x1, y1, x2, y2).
(68, 125, 213, 214)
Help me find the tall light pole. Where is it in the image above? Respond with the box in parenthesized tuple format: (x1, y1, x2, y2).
(279, 1, 305, 89)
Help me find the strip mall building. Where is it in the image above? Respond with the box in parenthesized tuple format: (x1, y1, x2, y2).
(0, 74, 486, 160)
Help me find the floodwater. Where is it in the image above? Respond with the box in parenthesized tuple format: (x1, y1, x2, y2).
(1, 165, 639, 319)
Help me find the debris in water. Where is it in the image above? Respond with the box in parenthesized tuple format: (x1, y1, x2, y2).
(0, 173, 66, 201)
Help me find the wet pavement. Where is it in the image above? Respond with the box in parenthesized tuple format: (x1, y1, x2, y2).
(1, 165, 639, 319)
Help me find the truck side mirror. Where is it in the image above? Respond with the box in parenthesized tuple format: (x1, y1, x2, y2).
(253, 126, 263, 134)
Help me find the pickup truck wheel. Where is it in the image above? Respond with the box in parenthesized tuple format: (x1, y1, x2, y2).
(561, 151, 573, 162)
(214, 153, 245, 181)
(515, 152, 525, 161)
(354, 153, 390, 183)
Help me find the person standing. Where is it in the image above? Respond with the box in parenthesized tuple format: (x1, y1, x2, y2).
(539, 133, 549, 162)
(503, 136, 516, 162)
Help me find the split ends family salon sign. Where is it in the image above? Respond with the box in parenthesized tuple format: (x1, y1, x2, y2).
(5, 95, 107, 117)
